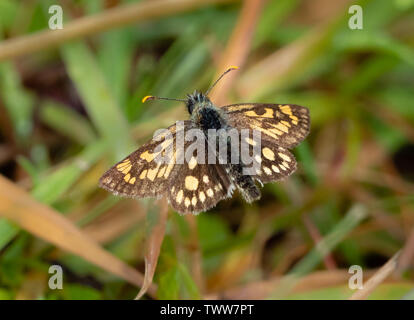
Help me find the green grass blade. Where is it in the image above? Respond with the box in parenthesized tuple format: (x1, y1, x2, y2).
(268, 204, 368, 299)
(0, 219, 19, 250)
(31, 141, 107, 205)
(61, 41, 132, 157)
(40, 100, 97, 145)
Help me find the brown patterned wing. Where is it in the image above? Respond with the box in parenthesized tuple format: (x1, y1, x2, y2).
(99, 121, 189, 199)
(166, 130, 233, 214)
(222, 103, 310, 148)
(247, 140, 297, 184)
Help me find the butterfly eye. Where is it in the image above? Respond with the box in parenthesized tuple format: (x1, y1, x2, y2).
(187, 100, 195, 114)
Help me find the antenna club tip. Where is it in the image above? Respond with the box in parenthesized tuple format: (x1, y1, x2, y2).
(229, 65, 239, 70)
(142, 95, 153, 103)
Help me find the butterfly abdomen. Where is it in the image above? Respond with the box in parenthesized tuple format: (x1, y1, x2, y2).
(227, 162, 261, 203)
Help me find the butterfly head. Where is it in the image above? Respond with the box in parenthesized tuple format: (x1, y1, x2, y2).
(186, 90, 211, 115)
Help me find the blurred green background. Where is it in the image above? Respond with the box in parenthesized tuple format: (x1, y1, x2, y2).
(0, 0, 414, 300)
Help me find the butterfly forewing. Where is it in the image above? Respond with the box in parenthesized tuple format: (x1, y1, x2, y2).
(223, 103, 310, 148)
(166, 131, 233, 214)
(99, 122, 188, 199)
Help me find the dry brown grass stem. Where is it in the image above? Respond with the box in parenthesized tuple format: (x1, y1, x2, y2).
(135, 197, 169, 300)
(0, 0, 236, 62)
(209, 0, 266, 104)
(349, 251, 401, 300)
(0, 175, 157, 297)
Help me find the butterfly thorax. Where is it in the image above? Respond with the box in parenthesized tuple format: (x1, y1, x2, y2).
(187, 91, 227, 131)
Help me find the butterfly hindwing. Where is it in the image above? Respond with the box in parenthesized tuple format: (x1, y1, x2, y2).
(166, 131, 233, 214)
(249, 140, 297, 184)
(99, 121, 189, 198)
(223, 103, 310, 148)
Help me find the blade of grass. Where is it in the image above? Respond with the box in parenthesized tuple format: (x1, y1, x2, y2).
(31, 141, 107, 205)
(61, 41, 132, 158)
(98, 29, 133, 109)
(0, 175, 156, 297)
(0, 62, 33, 145)
(209, 0, 265, 104)
(349, 251, 401, 300)
(268, 204, 368, 299)
(0, 0, 237, 62)
(39, 100, 97, 145)
(237, 0, 350, 100)
(135, 198, 169, 299)
(0, 218, 19, 250)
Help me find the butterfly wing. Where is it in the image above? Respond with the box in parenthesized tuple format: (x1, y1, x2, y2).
(99, 121, 189, 199)
(247, 142, 297, 184)
(222, 103, 310, 148)
(166, 129, 233, 214)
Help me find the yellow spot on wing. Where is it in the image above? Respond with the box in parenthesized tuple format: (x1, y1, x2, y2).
(262, 108, 274, 118)
(269, 128, 283, 136)
(147, 165, 160, 181)
(280, 105, 292, 115)
(139, 170, 147, 179)
(164, 150, 177, 178)
(279, 153, 291, 162)
(263, 147, 275, 161)
(129, 177, 136, 184)
(263, 167, 272, 175)
(185, 197, 191, 208)
(245, 137, 257, 146)
(185, 176, 199, 191)
(121, 165, 131, 174)
(157, 166, 166, 177)
(273, 122, 289, 133)
(164, 163, 174, 178)
(281, 120, 291, 128)
(176, 190, 183, 204)
(226, 104, 255, 112)
(199, 192, 206, 203)
(124, 173, 131, 182)
(244, 110, 259, 117)
(188, 156, 197, 170)
(251, 125, 279, 140)
(117, 159, 130, 169)
(140, 150, 156, 162)
(244, 108, 273, 118)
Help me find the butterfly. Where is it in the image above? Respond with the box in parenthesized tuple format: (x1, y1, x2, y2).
(99, 67, 310, 214)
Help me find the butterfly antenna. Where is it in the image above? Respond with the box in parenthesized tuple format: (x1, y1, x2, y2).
(142, 96, 186, 103)
(205, 66, 239, 96)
